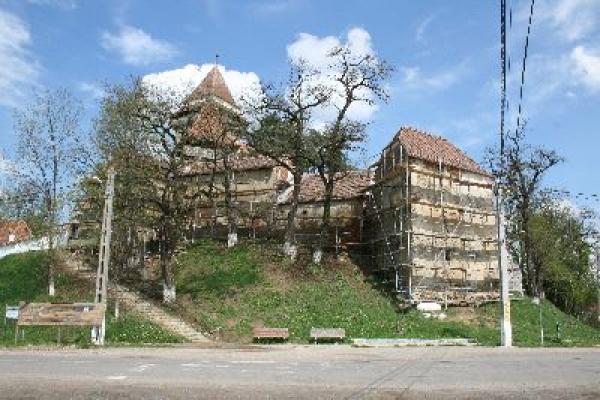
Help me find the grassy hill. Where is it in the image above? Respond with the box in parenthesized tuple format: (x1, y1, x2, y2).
(170, 239, 600, 346)
(1, 244, 598, 347)
(0, 251, 184, 347)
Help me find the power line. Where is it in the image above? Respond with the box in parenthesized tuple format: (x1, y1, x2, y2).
(514, 0, 536, 133)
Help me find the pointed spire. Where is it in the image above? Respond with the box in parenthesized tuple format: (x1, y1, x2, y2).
(188, 64, 235, 106)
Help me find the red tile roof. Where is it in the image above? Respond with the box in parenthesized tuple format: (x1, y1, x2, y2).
(394, 126, 488, 175)
(291, 171, 372, 203)
(0, 219, 31, 246)
(186, 65, 235, 105)
(187, 105, 238, 145)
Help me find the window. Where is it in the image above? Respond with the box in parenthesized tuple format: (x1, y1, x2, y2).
(385, 150, 393, 172)
(394, 145, 402, 165)
(444, 248, 452, 261)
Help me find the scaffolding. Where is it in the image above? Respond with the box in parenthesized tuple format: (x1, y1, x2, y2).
(365, 141, 500, 305)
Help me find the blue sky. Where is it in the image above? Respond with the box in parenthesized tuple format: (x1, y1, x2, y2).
(0, 0, 599, 209)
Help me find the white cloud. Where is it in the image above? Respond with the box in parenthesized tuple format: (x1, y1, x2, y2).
(101, 26, 177, 66)
(502, 46, 599, 123)
(533, 0, 600, 43)
(571, 46, 600, 92)
(142, 63, 262, 106)
(399, 60, 468, 93)
(287, 27, 374, 67)
(0, 9, 40, 108)
(415, 15, 435, 43)
(287, 33, 339, 69)
(286, 27, 381, 125)
(503, 0, 600, 121)
(78, 82, 105, 99)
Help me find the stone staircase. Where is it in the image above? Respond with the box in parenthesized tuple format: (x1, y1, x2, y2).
(64, 258, 210, 343)
(109, 284, 210, 343)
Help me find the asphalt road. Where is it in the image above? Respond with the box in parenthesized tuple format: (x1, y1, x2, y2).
(0, 345, 598, 399)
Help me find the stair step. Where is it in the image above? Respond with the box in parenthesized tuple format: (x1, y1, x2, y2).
(77, 272, 210, 342)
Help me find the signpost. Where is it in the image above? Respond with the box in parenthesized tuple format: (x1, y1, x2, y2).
(5, 305, 19, 324)
(15, 302, 106, 344)
(17, 303, 106, 326)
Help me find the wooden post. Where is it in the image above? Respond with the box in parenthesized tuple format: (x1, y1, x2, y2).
(92, 167, 115, 346)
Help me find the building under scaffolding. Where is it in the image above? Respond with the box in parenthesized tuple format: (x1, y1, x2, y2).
(365, 126, 500, 305)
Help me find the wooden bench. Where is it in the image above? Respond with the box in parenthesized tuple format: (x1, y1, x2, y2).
(310, 328, 346, 343)
(252, 327, 289, 341)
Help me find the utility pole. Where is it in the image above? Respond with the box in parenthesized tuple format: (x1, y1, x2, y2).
(497, 0, 513, 347)
(92, 167, 115, 346)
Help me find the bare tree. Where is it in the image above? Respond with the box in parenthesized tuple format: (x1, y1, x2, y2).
(246, 64, 329, 259)
(310, 47, 392, 262)
(12, 88, 85, 296)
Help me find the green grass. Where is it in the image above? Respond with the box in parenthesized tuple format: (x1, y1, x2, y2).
(172, 239, 600, 346)
(478, 298, 600, 347)
(0, 251, 184, 347)
(105, 313, 185, 345)
(173, 240, 400, 342)
(3, 246, 596, 347)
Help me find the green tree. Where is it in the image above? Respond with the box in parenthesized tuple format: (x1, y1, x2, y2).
(529, 200, 598, 320)
(486, 124, 563, 297)
(93, 79, 237, 303)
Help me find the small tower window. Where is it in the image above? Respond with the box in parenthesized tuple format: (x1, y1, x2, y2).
(444, 248, 452, 261)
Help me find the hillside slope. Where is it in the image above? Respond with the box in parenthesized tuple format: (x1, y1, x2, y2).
(0, 252, 184, 347)
(170, 240, 600, 346)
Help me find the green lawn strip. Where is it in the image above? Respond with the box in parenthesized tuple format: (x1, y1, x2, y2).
(105, 312, 186, 345)
(506, 298, 599, 347)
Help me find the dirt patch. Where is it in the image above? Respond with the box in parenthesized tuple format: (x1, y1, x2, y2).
(449, 307, 480, 325)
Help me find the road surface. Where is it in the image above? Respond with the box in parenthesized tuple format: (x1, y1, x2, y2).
(0, 345, 598, 399)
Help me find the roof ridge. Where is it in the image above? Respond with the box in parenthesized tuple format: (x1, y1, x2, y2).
(187, 65, 235, 106)
(398, 125, 447, 141)
(394, 125, 489, 176)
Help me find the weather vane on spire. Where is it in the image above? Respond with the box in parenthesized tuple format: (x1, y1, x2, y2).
(215, 53, 220, 67)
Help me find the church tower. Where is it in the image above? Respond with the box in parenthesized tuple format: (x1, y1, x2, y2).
(183, 65, 241, 157)
(186, 65, 237, 111)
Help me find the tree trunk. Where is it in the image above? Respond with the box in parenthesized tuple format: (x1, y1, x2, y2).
(283, 173, 302, 260)
(314, 177, 335, 264)
(159, 225, 176, 303)
(48, 266, 55, 296)
(522, 211, 537, 297)
(47, 213, 56, 297)
(50, 125, 58, 297)
(224, 168, 238, 248)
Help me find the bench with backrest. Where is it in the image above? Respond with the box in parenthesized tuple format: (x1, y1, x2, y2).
(310, 327, 346, 343)
(252, 327, 289, 341)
